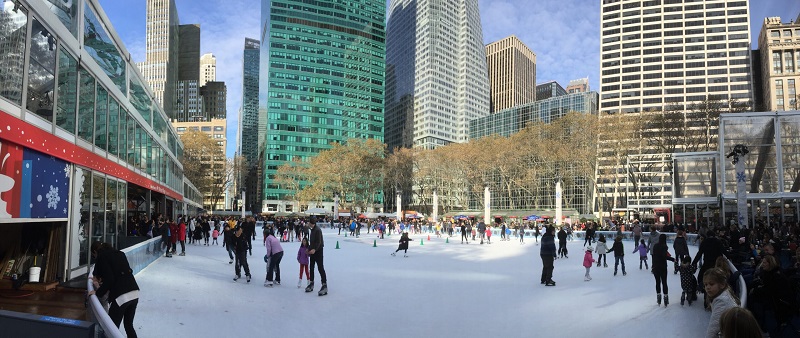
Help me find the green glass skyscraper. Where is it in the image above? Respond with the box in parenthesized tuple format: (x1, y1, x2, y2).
(259, 0, 386, 211)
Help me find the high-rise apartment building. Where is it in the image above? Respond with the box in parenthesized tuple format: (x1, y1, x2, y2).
(536, 81, 567, 101)
(599, 0, 753, 115)
(175, 24, 201, 122)
(385, 0, 490, 150)
(486, 35, 537, 113)
(259, 0, 386, 211)
(597, 0, 754, 215)
(241, 38, 260, 210)
(139, 0, 180, 118)
(566, 77, 590, 93)
(174, 119, 228, 211)
(758, 14, 800, 111)
(200, 81, 226, 120)
(200, 53, 216, 87)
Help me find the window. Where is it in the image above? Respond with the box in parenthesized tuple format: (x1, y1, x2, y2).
(77, 69, 95, 142)
(0, 3, 27, 105)
(56, 49, 78, 133)
(27, 18, 56, 121)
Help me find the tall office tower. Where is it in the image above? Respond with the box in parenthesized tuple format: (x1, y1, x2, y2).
(599, 0, 753, 115)
(597, 0, 754, 215)
(259, 0, 386, 209)
(175, 24, 201, 122)
(200, 81, 226, 120)
(139, 0, 180, 118)
(200, 53, 216, 87)
(566, 77, 590, 93)
(385, 0, 490, 150)
(241, 38, 260, 210)
(536, 81, 567, 101)
(485, 35, 537, 113)
(758, 15, 800, 111)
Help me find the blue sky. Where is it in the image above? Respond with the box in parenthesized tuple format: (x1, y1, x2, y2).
(97, 0, 800, 158)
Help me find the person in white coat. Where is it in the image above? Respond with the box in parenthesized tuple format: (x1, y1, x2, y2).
(704, 268, 739, 338)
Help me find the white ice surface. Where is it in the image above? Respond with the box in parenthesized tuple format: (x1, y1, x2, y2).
(132, 229, 709, 338)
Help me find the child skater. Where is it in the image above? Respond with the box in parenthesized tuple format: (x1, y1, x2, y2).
(297, 238, 310, 288)
(595, 234, 608, 268)
(678, 255, 698, 306)
(485, 225, 492, 244)
(211, 228, 219, 245)
(633, 239, 649, 270)
(583, 246, 596, 281)
(704, 268, 740, 338)
(392, 232, 412, 257)
(607, 235, 627, 276)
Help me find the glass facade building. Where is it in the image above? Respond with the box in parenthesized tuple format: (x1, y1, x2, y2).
(240, 38, 260, 211)
(0, 0, 201, 281)
(259, 0, 386, 208)
(385, 0, 490, 150)
(469, 91, 599, 139)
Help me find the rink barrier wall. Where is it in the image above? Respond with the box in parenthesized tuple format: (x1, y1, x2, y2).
(86, 237, 162, 338)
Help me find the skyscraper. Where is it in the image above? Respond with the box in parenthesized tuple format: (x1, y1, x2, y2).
(259, 0, 386, 210)
(139, 0, 180, 118)
(598, 0, 753, 115)
(485, 35, 537, 113)
(200, 53, 216, 87)
(566, 78, 590, 94)
(199, 81, 226, 120)
(385, 0, 490, 150)
(175, 24, 201, 122)
(241, 38, 260, 210)
(536, 81, 567, 101)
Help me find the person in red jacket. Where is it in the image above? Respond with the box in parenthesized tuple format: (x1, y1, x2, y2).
(178, 217, 187, 256)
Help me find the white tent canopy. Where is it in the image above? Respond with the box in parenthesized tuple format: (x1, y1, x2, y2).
(305, 207, 331, 215)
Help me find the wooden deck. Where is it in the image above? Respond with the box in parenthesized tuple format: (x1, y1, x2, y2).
(0, 285, 87, 321)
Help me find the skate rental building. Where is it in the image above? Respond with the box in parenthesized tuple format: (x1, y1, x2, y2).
(0, 0, 202, 288)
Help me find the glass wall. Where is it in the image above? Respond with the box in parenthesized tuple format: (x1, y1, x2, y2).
(83, 3, 126, 94)
(44, 0, 78, 37)
(108, 98, 119, 156)
(780, 115, 800, 192)
(26, 18, 55, 121)
(95, 86, 108, 150)
(77, 68, 95, 142)
(0, 1, 27, 105)
(56, 48, 77, 133)
(721, 116, 778, 194)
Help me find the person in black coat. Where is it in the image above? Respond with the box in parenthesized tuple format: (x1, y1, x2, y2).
(652, 233, 675, 306)
(88, 241, 140, 338)
(233, 227, 252, 282)
(692, 230, 725, 294)
(557, 227, 568, 258)
(540, 227, 557, 286)
(392, 232, 412, 257)
(608, 235, 627, 276)
(672, 228, 689, 274)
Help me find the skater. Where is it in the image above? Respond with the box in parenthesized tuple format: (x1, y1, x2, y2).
(678, 256, 698, 306)
(297, 238, 310, 288)
(647, 226, 660, 255)
(540, 226, 557, 286)
(583, 223, 595, 247)
(692, 230, 725, 299)
(631, 222, 642, 247)
(178, 218, 187, 256)
(223, 225, 235, 264)
(704, 268, 740, 338)
(264, 231, 283, 287)
(306, 219, 328, 296)
(595, 234, 608, 268)
(212, 228, 219, 245)
(460, 222, 469, 244)
(519, 224, 525, 244)
(159, 219, 172, 258)
(673, 227, 689, 274)
(583, 246, 595, 281)
(87, 241, 140, 338)
(633, 239, 649, 270)
(557, 226, 568, 258)
(652, 233, 675, 306)
(534, 225, 540, 244)
(233, 227, 252, 283)
(392, 232, 412, 257)
(607, 235, 627, 276)
(485, 225, 492, 244)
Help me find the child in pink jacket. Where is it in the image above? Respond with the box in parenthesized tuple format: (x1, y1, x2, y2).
(583, 246, 596, 281)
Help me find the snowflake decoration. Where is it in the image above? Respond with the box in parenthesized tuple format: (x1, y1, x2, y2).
(64, 164, 70, 178)
(63, 207, 67, 215)
(46, 185, 60, 209)
(736, 172, 746, 183)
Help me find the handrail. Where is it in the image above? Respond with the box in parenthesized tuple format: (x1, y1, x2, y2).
(726, 257, 748, 307)
(86, 265, 125, 338)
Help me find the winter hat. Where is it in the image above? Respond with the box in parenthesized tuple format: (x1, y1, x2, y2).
(586, 246, 593, 252)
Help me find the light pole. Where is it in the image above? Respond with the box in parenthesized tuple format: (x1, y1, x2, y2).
(727, 144, 749, 229)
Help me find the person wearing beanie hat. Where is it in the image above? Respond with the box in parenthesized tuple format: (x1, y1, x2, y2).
(583, 246, 596, 281)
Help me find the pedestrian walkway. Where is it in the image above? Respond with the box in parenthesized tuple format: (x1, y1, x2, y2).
(132, 229, 709, 337)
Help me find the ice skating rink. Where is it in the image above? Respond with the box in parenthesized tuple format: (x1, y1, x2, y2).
(133, 229, 709, 338)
